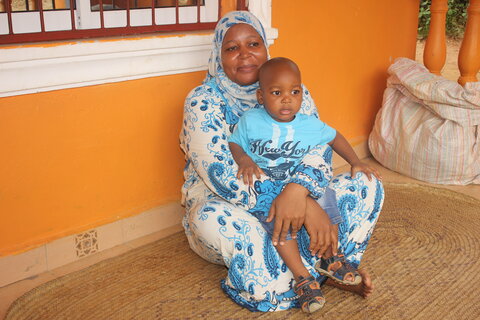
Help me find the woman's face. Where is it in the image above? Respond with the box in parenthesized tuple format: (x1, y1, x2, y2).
(221, 23, 268, 86)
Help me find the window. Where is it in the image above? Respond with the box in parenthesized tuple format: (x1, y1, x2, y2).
(0, 0, 276, 98)
(0, 0, 223, 44)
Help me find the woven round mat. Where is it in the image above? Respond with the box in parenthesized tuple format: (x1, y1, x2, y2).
(5, 183, 480, 320)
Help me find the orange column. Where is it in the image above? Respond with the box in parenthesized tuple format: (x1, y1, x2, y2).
(458, 0, 480, 85)
(423, 0, 448, 75)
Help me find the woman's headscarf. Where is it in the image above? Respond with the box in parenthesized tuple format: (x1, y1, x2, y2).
(206, 11, 269, 117)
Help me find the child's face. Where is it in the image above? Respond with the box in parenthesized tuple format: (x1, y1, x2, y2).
(257, 63, 303, 122)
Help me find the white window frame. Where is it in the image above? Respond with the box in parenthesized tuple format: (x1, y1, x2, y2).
(0, 0, 277, 98)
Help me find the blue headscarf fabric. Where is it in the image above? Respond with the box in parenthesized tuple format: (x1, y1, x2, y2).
(206, 11, 269, 117)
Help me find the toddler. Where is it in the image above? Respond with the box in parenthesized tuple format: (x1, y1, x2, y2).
(228, 57, 381, 313)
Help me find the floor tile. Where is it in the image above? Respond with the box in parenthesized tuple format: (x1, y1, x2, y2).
(125, 224, 184, 249)
(0, 246, 47, 288)
(0, 271, 56, 320)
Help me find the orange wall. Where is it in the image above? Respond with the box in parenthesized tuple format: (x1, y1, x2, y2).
(270, 0, 420, 143)
(0, 72, 204, 255)
(0, 1, 420, 256)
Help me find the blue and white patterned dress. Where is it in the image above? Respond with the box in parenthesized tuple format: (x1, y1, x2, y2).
(179, 11, 384, 312)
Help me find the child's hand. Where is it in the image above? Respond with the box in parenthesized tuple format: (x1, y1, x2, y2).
(351, 162, 382, 181)
(236, 155, 264, 186)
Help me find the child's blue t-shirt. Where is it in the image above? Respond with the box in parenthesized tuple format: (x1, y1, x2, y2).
(229, 108, 337, 181)
(229, 108, 342, 228)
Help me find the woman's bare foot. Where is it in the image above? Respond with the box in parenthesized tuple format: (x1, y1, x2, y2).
(325, 269, 374, 298)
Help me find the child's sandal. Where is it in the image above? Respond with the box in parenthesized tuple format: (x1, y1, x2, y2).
(294, 276, 326, 313)
(314, 254, 362, 286)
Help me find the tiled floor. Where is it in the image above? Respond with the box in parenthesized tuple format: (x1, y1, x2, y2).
(1, 158, 478, 319)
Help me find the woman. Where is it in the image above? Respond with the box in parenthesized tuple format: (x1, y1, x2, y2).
(180, 11, 384, 312)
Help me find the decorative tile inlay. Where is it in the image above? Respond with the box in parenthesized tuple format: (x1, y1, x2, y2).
(2, 202, 184, 287)
(75, 230, 99, 258)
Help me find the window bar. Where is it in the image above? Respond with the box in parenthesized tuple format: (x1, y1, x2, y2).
(5, 0, 13, 34)
(196, 0, 200, 23)
(37, 0, 46, 33)
(175, 0, 179, 25)
(236, 0, 247, 10)
(26, 0, 30, 12)
(52, 0, 56, 10)
(126, 0, 130, 27)
(151, 0, 155, 25)
(69, 0, 76, 30)
(99, 0, 105, 29)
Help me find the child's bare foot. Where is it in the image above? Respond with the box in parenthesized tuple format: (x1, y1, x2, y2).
(325, 269, 374, 298)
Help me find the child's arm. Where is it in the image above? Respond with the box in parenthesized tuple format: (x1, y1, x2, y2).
(229, 142, 265, 186)
(329, 132, 382, 180)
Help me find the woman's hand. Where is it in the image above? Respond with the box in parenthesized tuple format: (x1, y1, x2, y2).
(236, 155, 264, 186)
(304, 197, 338, 257)
(266, 183, 309, 246)
(351, 161, 382, 181)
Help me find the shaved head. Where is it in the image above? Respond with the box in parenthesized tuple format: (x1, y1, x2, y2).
(256, 57, 303, 122)
(258, 57, 301, 89)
